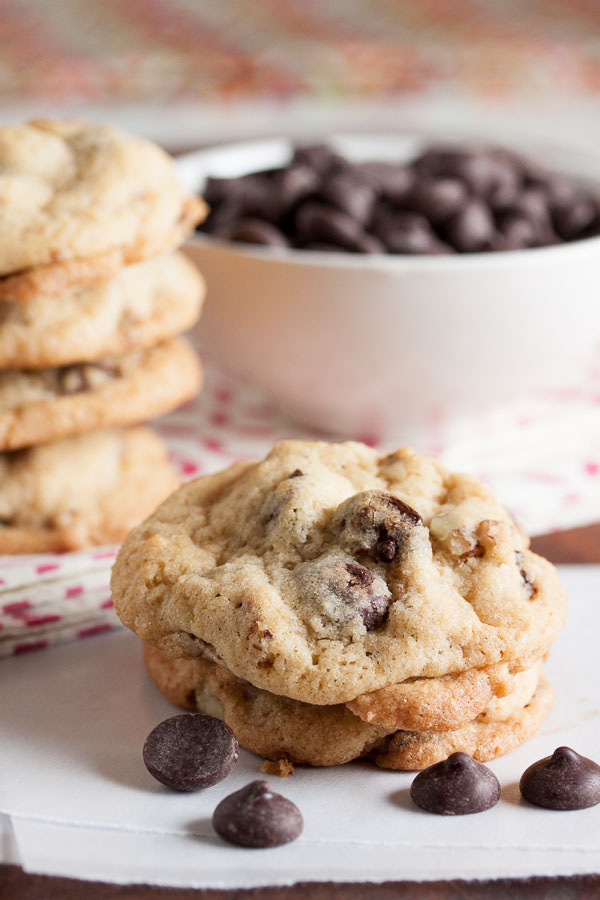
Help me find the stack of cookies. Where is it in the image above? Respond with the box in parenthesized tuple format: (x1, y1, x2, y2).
(112, 441, 566, 771)
(0, 119, 207, 553)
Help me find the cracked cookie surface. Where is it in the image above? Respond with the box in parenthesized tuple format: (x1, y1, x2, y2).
(112, 441, 565, 705)
(0, 119, 206, 289)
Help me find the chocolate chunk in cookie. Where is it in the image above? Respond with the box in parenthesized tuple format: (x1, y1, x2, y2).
(212, 780, 303, 847)
(410, 752, 501, 815)
(335, 490, 424, 563)
(143, 714, 238, 791)
(298, 552, 392, 637)
(520, 747, 600, 810)
(343, 562, 391, 629)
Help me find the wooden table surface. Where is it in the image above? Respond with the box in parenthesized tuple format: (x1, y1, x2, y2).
(2, 523, 599, 900)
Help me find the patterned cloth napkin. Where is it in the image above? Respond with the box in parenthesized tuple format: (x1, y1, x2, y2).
(1, 343, 599, 657)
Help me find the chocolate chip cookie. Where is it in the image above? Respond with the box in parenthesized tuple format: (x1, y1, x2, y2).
(0, 337, 202, 450)
(0, 427, 179, 552)
(0, 119, 206, 300)
(0, 252, 204, 369)
(112, 441, 565, 707)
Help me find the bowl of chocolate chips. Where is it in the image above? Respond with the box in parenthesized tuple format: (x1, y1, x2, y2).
(178, 135, 600, 438)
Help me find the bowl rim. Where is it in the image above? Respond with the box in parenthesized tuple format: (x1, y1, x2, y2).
(177, 133, 600, 271)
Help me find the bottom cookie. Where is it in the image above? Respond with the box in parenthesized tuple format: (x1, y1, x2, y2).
(0, 427, 180, 552)
(369, 679, 553, 770)
(142, 644, 552, 770)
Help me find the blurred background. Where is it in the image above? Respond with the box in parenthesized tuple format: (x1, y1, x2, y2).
(1, 0, 599, 152)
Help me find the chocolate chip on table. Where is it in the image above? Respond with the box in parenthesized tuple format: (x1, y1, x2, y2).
(212, 780, 303, 847)
(520, 747, 600, 810)
(410, 752, 501, 815)
(143, 714, 238, 791)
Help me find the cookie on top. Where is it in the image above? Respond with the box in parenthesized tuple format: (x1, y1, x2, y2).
(0, 119, 207, 300)
(112, 440, 565, 706)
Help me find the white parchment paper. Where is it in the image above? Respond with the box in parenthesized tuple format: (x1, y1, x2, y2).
(0, 565, 599, 887)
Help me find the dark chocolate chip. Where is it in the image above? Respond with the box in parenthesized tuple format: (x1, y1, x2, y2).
(520, 747, 600, 810)
(410, 752, 501, 815)
(515, 551, 535, 597)
(143, 714, 238, 791)
(288, 469, 304, 478)
(494, 213, 539, 250)
(319, 174, 375, 224)
(529, 171, 577, 208)
(199, 142, 599, 254)
(276, 165, 320, 215)
(375, 536, 398, 563)
(343, 562, 390, 629)
(346, 232, 386, 254)
(416, 149, 519, 202)
(294, 201, 361, 245)
(203, 198, 247, 237)
(301, 242, 346, 252)
(336, 490, 424, 567)
(229, 218, 289, 247)
(355, 161, 415, 200)
(292, 144, 338, 174)
(212, 780, 303, 847)
(375, 210, 450, 254)
(552, 198, 598, 241)
(205, 175, 277, 222)
(444, 199, 495, 252)
(403, 177, 468, 225)
(204, 175, 251, 207)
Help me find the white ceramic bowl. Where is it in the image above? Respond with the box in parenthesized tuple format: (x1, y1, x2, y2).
(178, 135, 600, 439)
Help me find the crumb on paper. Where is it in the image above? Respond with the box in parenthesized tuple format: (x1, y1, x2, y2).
(261, 758, 294, 777)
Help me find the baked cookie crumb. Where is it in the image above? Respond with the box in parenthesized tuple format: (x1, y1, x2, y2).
(261, 758, 295, 777)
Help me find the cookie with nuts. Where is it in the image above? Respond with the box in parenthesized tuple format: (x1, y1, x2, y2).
(112, 441, 565, 706)
(0, 337, 201, 450)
